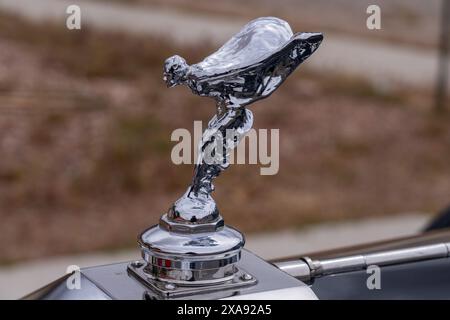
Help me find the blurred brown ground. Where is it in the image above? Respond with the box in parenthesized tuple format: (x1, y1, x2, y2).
(0, 7, 449, 263)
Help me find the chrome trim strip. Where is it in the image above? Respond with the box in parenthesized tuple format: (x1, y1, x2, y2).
(364, 243, 448, 266)
(274, 242, 450, 280)
(275, 261, 311, 280)
(319, 255, 365, 274)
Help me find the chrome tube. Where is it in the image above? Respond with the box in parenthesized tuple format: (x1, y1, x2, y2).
(275, 242, 450, 281)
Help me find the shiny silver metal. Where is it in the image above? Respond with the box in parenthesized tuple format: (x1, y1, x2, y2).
(23, 273, 111, 300)
(138, 224, 245, 284)
(364, 243, 448, 266)
(26, 249, 318, 300)
(25, 229, 450, 300)
(140, 16, 322, 287)
(275, 260, 311, 281)
(163, 17, 323, 224)
(128, 260, 257, 298)
(275, 242, 450, 281)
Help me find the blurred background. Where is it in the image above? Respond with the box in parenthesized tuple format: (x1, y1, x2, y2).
(0, 0, 449, 298)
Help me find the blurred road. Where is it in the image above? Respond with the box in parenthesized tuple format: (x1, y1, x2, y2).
(0, 0, 448, 90)
(0, 213, 428, 299)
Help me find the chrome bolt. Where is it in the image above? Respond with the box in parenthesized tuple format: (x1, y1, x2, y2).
(131, 260, 144, 268)
(164, 283, 176, 290)
(241, 273, 253, 281)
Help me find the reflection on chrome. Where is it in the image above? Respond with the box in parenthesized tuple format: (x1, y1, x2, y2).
(138, 17, 323, 289)
(164, 16, 323, 224)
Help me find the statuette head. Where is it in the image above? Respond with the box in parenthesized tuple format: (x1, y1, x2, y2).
(163, 54, 189, 87)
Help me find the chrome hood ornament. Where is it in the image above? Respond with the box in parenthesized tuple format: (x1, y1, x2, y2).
(138, 17, 322, 288)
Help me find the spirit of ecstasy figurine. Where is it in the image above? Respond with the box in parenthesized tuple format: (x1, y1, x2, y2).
(135, 17, 322, 292)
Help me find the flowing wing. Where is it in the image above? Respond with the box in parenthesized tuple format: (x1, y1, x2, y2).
(189, 32, 323, 107)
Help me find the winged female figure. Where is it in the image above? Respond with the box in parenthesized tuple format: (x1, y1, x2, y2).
(163, 17, 323, 224)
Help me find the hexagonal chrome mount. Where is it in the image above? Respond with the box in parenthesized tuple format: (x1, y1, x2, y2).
(137, 213, 245, 285)
(159, 213, 225, 233)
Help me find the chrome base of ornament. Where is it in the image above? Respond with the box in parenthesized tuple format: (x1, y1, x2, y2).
(128, 259, 256, 299)
(137, 214, 248, 288)
(133, 16, 323, 297)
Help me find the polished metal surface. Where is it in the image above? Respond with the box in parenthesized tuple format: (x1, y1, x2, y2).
(276, 227, 450, 262)
(27, 249, 317, 300)
(128, 261, 257, 298)
(140, 16, 323, 286)
(138, 224, 244, 284)
(364, 243, 448, 266)
(163, 17, 323, 224)
(140, 224, 244, 256)
(275, 241, 450, 281)
(274, 260, 311, 281)
(23, 273, 111, 300)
